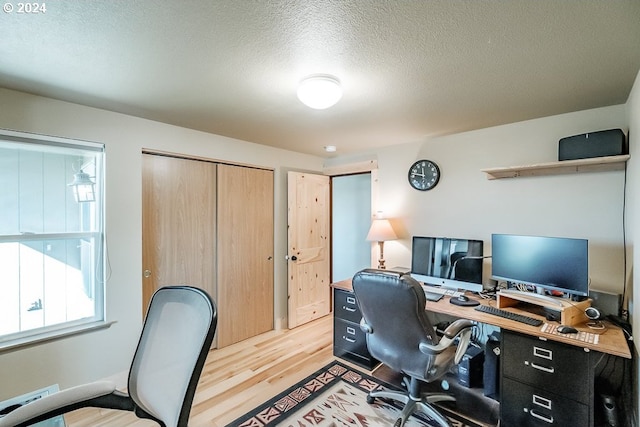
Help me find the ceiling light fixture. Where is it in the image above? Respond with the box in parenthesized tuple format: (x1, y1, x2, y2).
(325, 145, 337, 153)
(297, 75, 342, 109)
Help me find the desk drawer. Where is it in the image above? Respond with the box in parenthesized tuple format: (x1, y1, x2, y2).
(334, 318, 368, 355)
(501, 377, 589, 427)
(502, 331, 590, 402)
(334, 289, 362, 323)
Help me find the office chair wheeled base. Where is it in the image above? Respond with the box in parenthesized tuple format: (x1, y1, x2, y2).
(367, 385, 455, 427)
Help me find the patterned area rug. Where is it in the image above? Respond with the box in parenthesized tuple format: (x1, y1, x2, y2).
(227, 360, 488, 427)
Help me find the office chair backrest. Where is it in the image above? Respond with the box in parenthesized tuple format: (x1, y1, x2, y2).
(453, 257, 482, 283)
(128, 286, 217, 427)
(447, 251, 466, 278)
(352, 269, 439, 379)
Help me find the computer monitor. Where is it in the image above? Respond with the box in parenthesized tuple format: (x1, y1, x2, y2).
(491, 234, 589, 297)
(410, 236, 484, 293)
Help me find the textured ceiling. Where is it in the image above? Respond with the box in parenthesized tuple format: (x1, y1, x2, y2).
(1, 1, 639, 157)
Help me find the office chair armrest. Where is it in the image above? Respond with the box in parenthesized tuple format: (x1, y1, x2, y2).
(0, 381, 133, 427)
(442, 319, 474, 339)
(360, 318, 373, 334)
(419, 319, 474, 359)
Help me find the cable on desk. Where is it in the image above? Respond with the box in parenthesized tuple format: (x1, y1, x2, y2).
(586, 320, 606, 331)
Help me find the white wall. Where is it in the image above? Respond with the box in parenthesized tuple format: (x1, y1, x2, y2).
(329, 105, 629, 294)
(0, 88, 324, 399)
(626, 68, 640, 423)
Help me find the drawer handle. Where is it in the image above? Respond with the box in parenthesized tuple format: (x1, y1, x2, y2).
(533, 346, 553, 360)
(343, 306, 357, 312)
(346, 296, 356, 304)
(346, 326, 356, 335)
(530, 362, 555, 374)
(343, 336, 356, 343)
(530, 409, 554, 424)
(533, 394, 552, 410)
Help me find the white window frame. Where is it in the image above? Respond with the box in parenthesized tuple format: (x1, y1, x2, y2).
(0, 129, 107, 351)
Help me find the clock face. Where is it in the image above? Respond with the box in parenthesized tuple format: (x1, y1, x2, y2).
(408, 160, 440, 191)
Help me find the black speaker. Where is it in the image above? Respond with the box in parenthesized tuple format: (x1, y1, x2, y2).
(585, 306, 602, 320)
(589, 289, 622, 317)
(558, 129, 627, 161)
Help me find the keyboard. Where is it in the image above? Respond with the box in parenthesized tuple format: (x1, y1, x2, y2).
(474, 304, 543, 326)
(424, 291, 444, 302)
(421, 285, 462, 298)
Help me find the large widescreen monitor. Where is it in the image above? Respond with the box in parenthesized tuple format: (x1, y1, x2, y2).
(491, 234, 589, 297)
(410, 236, 484, 293)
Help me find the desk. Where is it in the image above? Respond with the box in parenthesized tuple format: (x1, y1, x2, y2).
(332, 279, 630, 359)
(331, 279, 631, 427)
(425, 293, 630, 359)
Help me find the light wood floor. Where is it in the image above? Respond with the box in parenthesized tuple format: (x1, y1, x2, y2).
(64, 314, 336, 427)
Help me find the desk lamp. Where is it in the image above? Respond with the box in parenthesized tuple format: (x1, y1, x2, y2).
(366, 218, 397, 269)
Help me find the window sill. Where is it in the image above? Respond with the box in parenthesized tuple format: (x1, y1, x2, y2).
(0, 321, 116, 353)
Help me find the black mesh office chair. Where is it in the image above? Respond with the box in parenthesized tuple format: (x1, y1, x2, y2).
(352, 269, 474, 427)
(0, 286, 217, 427)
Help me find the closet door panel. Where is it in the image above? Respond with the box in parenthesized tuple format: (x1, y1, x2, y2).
(217, 164, 274, 347)
(142, 154, 217, 318)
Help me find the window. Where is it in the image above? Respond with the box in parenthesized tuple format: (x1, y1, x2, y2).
(0, 130, 105, 348)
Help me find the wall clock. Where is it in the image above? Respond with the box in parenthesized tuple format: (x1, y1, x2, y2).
(408, 159, 440, 191)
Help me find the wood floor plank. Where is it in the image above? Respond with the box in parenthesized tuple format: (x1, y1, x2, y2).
(64, 314, 335, 427)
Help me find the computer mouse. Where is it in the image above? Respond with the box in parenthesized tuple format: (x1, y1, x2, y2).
(456, 295, 470, 302)
(556, 325, 578, 334)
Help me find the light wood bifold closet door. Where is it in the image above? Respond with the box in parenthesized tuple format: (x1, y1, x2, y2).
(142, 154, 217, 317)
(217, 164, 274, 347)
(142, 154, 274, 348)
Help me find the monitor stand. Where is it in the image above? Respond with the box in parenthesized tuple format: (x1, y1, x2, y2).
(497, 289, 591, 326)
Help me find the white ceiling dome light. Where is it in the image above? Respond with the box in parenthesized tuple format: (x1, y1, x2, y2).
(297, 75, 342, 109)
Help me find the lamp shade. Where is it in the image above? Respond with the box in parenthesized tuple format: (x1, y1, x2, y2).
(366, 219, 397, 242)
(297, 75, 342, 109)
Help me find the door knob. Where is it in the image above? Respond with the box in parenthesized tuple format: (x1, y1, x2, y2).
(143, 269, 152, 278)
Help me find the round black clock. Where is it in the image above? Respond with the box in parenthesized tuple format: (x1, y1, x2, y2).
(408, 159, 440, 191)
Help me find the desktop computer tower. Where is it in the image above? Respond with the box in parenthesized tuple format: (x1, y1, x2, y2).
(483, 331, 500, 401)
(458, 345, 484, 388)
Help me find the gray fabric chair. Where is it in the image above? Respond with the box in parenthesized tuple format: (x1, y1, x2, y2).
(0, 285, 217, 427)
(352, 269, 474, 427)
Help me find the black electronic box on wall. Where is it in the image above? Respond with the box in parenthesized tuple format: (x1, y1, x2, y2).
(558, 128, 627, 161)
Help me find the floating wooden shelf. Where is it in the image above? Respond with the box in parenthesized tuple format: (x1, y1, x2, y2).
(482, 154, 630, 180)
